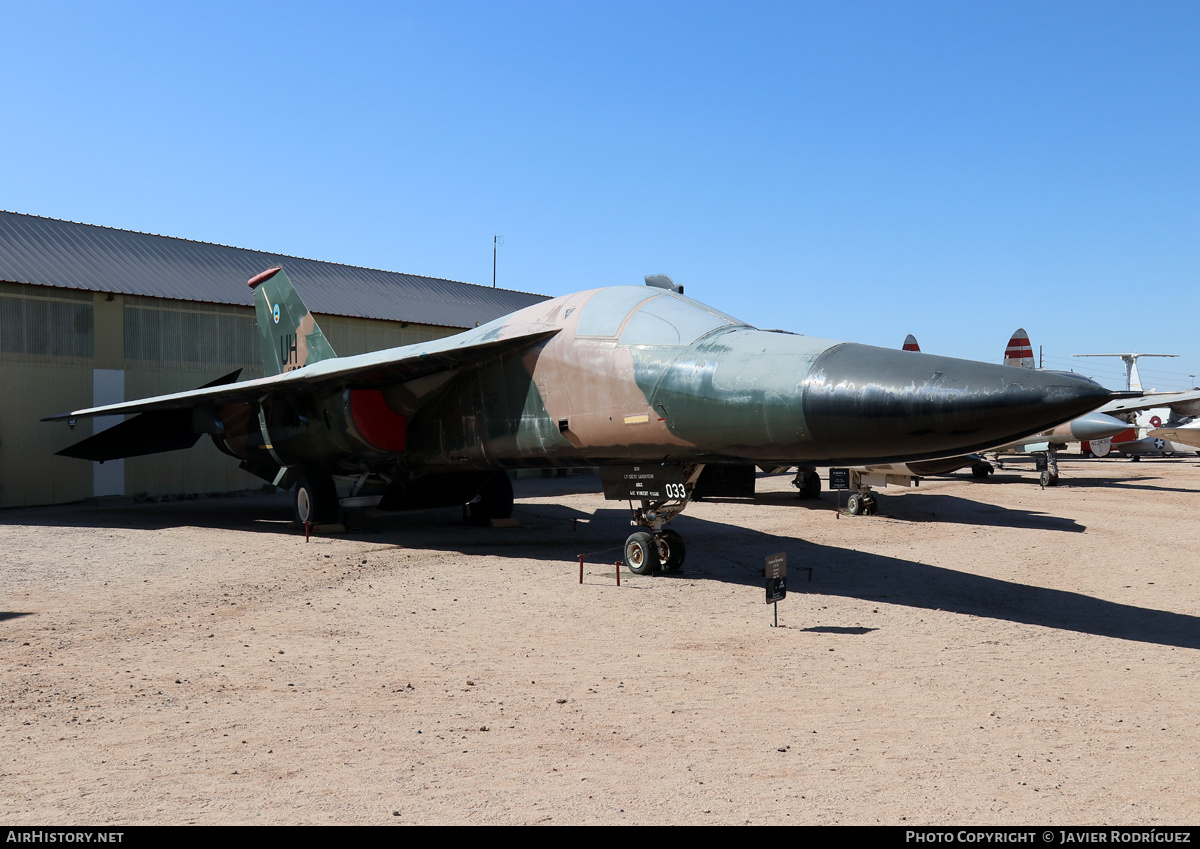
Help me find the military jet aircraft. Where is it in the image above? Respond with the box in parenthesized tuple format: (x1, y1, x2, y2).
(45, 268, 1110, 573)
(1147, 422, 1200, 452)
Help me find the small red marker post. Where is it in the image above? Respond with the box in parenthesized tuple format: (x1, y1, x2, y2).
(305, 521, 310, 542)
(578, 554, 584, 584)
(615, 562, 621, 587)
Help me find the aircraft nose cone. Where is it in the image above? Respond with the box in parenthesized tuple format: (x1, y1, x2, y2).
(1069, 411, 1128, 442)
(802, 343, 1112, 463)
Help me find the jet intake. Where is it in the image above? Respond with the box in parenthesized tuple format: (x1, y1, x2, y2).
(350, 389, 408, 453)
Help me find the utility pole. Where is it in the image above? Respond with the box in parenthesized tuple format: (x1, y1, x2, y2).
(492, 235, 504, 288)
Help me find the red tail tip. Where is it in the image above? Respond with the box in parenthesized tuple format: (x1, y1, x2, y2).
(248, 267, 283, 289)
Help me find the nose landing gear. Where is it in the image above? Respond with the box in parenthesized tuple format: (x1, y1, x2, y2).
(845, 489, 878, 516)
(614, 463, 704, 574)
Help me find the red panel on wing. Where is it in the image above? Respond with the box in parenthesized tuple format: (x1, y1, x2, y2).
(350, 389, 407, 452)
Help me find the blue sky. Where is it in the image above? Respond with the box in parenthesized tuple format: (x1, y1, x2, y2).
(3, 1, 1198, 390)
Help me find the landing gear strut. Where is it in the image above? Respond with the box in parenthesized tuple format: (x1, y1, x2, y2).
(1036, 447, 1060, 487)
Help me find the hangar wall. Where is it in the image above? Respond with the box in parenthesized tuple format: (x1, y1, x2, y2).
(0, 282, 458, 508)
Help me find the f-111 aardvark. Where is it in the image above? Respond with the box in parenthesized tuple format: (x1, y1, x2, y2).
(45, 269, 1110, 573)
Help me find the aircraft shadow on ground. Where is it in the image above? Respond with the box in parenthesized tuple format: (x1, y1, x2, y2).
(956, 458, 1200, 495)
(6, 487, 1197, 650)
(663, 488, 1084, 532)
(655, 513, 1200, 652)
(870, 492, 1085, 532)
(1045, 475, 1199, 495)
(301, 499, 1200, 650)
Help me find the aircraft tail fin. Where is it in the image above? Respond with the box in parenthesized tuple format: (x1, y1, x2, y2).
(249, 267, 338, 376)
(1003, 328, 1035, 369)
(902, 334, 921, 352)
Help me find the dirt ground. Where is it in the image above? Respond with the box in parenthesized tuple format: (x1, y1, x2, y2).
(3, 456, 1199, 825)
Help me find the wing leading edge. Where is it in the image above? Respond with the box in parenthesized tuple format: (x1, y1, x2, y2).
(43, 327, 561, 423)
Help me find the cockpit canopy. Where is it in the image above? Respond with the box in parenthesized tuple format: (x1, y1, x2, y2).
(576, 286, 749, 346)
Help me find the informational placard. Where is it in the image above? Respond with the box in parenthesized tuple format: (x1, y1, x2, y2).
(828, 468, 851, 490)
(599, 464, 688, 501)
(1035, 454, 1049, 472)
(765, 552, 786, 603)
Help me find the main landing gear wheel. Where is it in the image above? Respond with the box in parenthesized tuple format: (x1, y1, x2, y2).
(1040, 470, 1059, 487)
(625, 531, 660, 575)
(469, 472, 514, 524)
(971, 462, 993, 480)
(294, 473, 337, 526)
(656, 528, 687, 571)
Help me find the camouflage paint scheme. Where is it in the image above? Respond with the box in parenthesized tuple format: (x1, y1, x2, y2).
(47, 268, 1111, 513)
(251, 265, 337, 376)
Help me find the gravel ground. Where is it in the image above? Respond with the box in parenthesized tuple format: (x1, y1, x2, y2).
(3, 457, 1199, 825)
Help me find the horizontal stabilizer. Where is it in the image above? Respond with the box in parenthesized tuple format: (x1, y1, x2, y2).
(55, 369, 243, 461)
(56, 408, 201, 461)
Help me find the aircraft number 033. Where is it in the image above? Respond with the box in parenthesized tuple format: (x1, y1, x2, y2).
(600, 465, 689, 502)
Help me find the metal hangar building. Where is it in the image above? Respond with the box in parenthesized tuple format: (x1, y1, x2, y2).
(0, 211, 549, 508)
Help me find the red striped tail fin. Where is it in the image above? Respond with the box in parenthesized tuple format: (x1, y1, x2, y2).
(902, 334, 921, 352)
(1004, 328, 1035, 368)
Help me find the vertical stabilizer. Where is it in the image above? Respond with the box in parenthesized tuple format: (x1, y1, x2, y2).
(902, 334, 921, 352)
(1127, 359, 1143, 393)
(1004, 328, 1035, 369)
(249, 267, 338, 376)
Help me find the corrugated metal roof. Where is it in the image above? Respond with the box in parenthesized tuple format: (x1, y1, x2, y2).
(0, 211, 549, 328)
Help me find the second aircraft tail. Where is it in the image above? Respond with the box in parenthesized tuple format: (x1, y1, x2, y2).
(1003, 328, 1035, 369)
